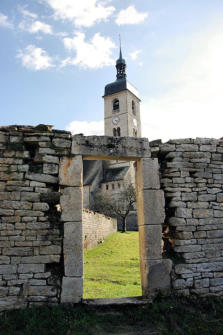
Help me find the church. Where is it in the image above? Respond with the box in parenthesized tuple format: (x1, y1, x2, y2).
(83, 47, 142, 229)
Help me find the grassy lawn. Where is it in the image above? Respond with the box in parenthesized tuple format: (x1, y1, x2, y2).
(83, 232, 142, 299)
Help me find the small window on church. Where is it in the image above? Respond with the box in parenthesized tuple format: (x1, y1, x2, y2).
(106, 184, 109, 190)
(112, 184, 115, 190)
(113, 128, 117, 136)
(133, 129, 137, 137)
(113, 99, 119, 111)
(117, 127, 121, 136)
(132, 101, 136, 115)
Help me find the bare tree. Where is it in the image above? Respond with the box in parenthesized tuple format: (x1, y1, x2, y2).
(93, 184, 136, 233)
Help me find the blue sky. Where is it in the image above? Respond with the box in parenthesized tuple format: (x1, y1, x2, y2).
(0, 0, 223, 141)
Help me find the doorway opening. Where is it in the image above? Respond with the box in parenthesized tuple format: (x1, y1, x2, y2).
(82, 157, 142, 299)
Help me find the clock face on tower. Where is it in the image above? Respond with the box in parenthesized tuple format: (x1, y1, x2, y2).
(112, 117, 120, 125)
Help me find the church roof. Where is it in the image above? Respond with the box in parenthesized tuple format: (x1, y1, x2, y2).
(102, 166, 130, 182)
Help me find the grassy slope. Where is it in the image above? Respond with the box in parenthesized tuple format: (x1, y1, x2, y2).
(83, 232, 142, 299)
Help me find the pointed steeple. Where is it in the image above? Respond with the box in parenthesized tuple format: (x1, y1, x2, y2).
(116, 37, 126, 80)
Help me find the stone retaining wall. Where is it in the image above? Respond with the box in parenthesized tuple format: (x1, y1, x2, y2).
(82, 209, 117, 250)
(154, 138, 223, 295)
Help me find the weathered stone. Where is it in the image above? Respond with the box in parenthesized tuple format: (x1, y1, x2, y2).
(15, 210, 44, 217)
(175, 207, 192, 218)
(39, 245, 61, 255)
(139, 190, 165, 225)
(207, 230, 223, 238)
(174, 245, 202, 253)
(52, 138, 71, 148)
(59, 156, 83, 187)
(198, 194, 216, 201)
(0, 265, 17, 274)
(60, 187, 82, 222)
(64, 222, 83, 277)
(3, 247, 33, 256)
(25, 172, 58, 184)
(18, 264, 45, 273)
(61, 276, 82, 303)
(42, 155, 59, 164)
(200, 145, 216, 152)
(21, 255, 60, 264)
(193, 209, 213, 218)
(147, 259, 172, 296)
(139, 225, 162, 260)
(33, 203, 49, 211)
(43, 163, 58, 175)
(28, 285, 57, 296)
(21, 192, 40, 202)
(140, 158, 160, 189)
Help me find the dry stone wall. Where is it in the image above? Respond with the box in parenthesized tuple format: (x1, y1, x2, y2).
(82, 209, 117, 250)
(155, 138, 223, 295)
(0, 125, 72, 310)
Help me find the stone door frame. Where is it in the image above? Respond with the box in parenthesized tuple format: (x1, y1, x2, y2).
(60, 136, 166, 303)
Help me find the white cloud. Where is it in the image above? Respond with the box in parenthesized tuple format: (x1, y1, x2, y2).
(44, 0, 115, 27)
(0, 13, 13, 29)
(66, 120, 104, 135)
(129, 49, 141, 60)
(18, 6, 37, 19)
(141, 29, 223, 142)
(17, 45, 54, 70)
(62, 32, 115, 69)
(19, 20, 52, 34)
(116, 6, 148, 25)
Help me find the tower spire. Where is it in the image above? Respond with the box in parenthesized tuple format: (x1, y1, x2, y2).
(116, 35, 126, 80)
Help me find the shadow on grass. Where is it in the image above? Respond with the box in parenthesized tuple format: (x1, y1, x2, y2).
(1, 296, 223, 335)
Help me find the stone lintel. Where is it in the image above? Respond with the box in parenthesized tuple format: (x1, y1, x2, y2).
(72, 135, 151, 159)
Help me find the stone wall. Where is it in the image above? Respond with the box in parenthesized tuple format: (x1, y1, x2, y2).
(0, 125, 71, 310)
(154, 138, 223, 295)
(82, 209, 117, 250)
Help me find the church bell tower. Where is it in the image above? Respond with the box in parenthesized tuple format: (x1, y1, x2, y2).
(103, 47, 141, 138)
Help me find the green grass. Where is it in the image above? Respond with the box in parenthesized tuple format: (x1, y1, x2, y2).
(83, 232, 142, 299)
(1, 296, 223, 334)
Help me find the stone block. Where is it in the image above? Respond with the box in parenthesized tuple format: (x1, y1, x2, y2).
(39, 245, 61, 255)
(3, 247, 33, 256)
(139, 225, 162, 260)
(21, 192, 40, 202)
(140, 158, 160, 190)
(198, 194, 216, 201)
(0, 256, 10, 264)
(72, 135, 151, 159)
(60, 187, 82, 222)
(33, 203, 49, 211)
(42, 155, 59, 164)
(64, 222, 83, 277)
(53, 138, 71, 148)
(0, 265, 17, 274)
(28, 285, 57, 296)
(207, 230, 223, 238)
(20, 255, 60, 264)
(174, 245, 201, 253)
(217, 193, 223, 202)
(139, 190, 165, 226)
(59, 156, 83, 187)
(43, 163, 58, 175)
(18, 264, 45, 273)
(146, 259, 172, 296)
(193, 209, 213, 218)
(25, 172, 58, 184)
(61, 276, 82, 303)
(15, 210, 44, 217)
(175, 207, 192, 218)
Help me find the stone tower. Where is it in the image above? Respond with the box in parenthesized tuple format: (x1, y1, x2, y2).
(103, 47, 141, 138)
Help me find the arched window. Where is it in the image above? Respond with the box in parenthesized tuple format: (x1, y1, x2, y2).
(113, 99, 119, 111)
(117, 127, 121, 136)
(113, 128, 117, 136)
(132, 101, 136, 115)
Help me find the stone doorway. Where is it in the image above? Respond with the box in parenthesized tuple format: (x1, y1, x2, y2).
(60, 135, 168, 303)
